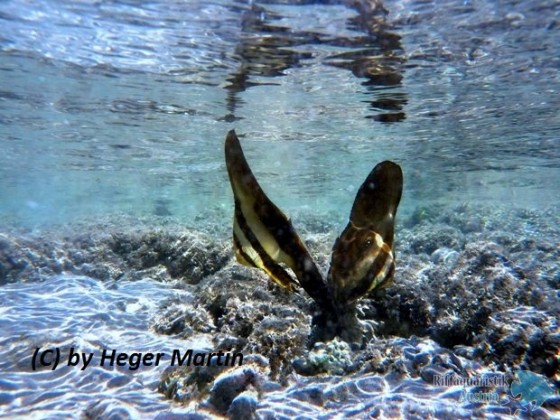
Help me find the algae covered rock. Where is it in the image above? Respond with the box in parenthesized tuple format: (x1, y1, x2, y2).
(469, 307, 560, 377)
(293, 338, 353, 376)
(0, 222, 230, 285)
(107, 230, 230, 284)
(159, 356, 269, 417)
(1, 204, 559, 418)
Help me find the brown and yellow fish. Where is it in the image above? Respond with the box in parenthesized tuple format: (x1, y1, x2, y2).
(224, 130, 332, 311)
(224, 129, 403, 334)
(327, 160, 403, 306)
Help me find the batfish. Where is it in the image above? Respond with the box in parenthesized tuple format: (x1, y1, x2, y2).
(327, 160, 403, 305)
(224, 130, 331, 309)
(224, 129, 403, 330)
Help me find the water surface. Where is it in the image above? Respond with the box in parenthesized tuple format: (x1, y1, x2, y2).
(1, 0, 558, 227)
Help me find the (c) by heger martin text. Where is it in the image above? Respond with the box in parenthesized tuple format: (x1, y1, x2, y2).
(31, 347, 244, 371)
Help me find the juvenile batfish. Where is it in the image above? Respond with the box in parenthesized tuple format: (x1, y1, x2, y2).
(224, 130, 330, 307)
(327, 161, 403, 305)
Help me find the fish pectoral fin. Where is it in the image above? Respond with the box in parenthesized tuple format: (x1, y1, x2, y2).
(235, 247, 297, 291)
(234, 240, 297, 290)
(232, 230, 258, 268)
(225, 130, 326, 296)
(260, 262, 298, 291)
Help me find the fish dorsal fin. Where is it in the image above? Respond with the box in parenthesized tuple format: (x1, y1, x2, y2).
(350, 161, 403, 242)
(328, 161, 403, 305)
(225, 130, 328, 304)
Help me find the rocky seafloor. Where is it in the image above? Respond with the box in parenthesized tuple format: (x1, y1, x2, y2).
(1, 203, 559, 418)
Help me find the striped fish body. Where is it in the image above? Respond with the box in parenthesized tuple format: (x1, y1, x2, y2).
(224, 130, 330, 307)
(328, 161, 403, 306)
(224, 130, 403, 344)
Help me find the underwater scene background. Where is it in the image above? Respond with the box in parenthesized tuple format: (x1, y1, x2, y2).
(0, 0, 559, 418)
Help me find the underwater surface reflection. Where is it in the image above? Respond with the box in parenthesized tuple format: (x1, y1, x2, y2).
(0, 0, 558, 226)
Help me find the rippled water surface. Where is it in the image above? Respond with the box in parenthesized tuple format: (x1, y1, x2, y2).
(1, 0, 558, 226)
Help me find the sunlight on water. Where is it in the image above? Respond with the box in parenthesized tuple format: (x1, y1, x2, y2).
(0, 0, 558, 227)
(0, 275, 211, 417)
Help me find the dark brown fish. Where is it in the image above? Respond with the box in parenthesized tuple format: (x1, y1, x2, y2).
(327, 161, 403, 305)
(224, 130, 330, 307)
(224, 129, 403, 343)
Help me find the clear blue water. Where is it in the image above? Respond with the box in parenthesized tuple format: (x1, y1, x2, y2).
(1, 0, 558, 227)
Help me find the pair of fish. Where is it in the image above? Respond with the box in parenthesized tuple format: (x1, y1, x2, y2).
(225, 130, 403, 341)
